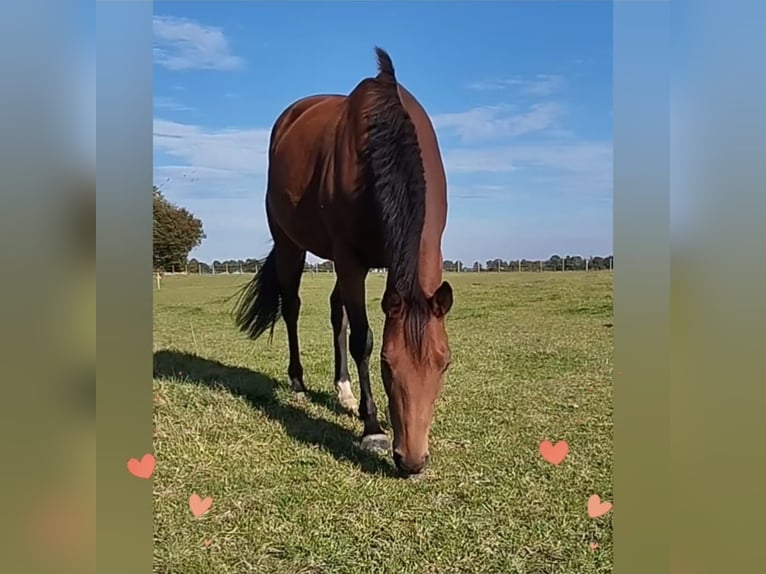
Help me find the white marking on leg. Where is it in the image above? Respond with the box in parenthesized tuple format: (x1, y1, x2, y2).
(335, 379, 358, 414)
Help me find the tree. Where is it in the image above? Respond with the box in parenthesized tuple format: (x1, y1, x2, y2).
(485, 258, 506, 272)
(591, 256, 605, 270)
(546, 255, 563, 271)
(569, 255, 585, 271)
(153, 186, 206, 271)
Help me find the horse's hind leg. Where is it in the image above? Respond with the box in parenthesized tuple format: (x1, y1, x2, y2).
(274, 238, 307, 393)
(330, 280, 359, 416)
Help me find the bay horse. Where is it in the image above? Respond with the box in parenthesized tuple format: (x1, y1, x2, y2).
(233, 47, 453, 476)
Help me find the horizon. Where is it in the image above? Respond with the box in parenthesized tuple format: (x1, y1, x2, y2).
(173, 252, 615, 270)
(153, 1, 613, 263)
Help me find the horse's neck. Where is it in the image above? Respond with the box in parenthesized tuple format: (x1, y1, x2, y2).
(414, 132, 447, 299)
(416, 171, 446, 298)
(395, 87, 447, 299)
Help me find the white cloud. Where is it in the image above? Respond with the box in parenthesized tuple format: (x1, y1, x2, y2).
(443, 141, 611, 174)
(442, 141, 612, 200)
(153, 117, 610, 201)
(448, 184, 516, 201)
(153, 96, 195, 112)
(176, 197, 272, 262)
(432, 102, 563, 143)
(467, 74, 566, 96)
(153, 15, 244, 71)
(153, 118, 271, 175)
(153, 165, 265, 200)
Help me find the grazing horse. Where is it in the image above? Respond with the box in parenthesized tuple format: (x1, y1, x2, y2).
(233, 47, 453, 476)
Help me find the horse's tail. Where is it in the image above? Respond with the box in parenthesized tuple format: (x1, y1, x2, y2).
(232, 247, 281, 342)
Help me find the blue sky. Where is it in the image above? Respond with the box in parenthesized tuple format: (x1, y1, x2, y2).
(153, 1, 613, 264)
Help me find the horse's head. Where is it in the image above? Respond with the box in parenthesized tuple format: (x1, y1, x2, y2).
(380, 280, 453, 476)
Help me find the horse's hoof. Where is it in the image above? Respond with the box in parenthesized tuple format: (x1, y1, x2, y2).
(360, 433, 390, 454)
(290, 377, 307, 394)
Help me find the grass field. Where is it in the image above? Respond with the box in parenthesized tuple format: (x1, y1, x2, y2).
(152, 271, 613, 574)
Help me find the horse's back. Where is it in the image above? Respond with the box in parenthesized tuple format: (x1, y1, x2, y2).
(268, 94, 348, 193)
(265, 94, 347, 258)
(270, 94, 346, 156)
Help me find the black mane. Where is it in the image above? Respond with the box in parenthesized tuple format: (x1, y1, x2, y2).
(362, 47, 430, 357)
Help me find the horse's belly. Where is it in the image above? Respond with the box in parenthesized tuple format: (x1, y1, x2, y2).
(288, 225, 334, 260)
(267, 190, 334, 259)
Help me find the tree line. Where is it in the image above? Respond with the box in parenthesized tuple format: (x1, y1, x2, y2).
(153, 185, 613, 274)
(446, 255, 614, 272)
(170, 255, 613, 274)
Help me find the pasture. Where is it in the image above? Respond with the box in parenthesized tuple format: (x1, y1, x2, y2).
(152, 271, 613, 574)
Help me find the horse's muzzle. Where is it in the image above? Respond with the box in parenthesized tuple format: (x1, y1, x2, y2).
(393, 450, 430, 476)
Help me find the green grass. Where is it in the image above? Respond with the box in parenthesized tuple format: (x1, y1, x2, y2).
(153, 271, 613, 574)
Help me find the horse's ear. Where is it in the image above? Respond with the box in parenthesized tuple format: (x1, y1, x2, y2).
(381, 288, 404, 318)
(429, 281, 453, 317)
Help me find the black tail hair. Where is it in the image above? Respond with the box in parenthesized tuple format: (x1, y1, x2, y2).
(232, 248, 281, 341)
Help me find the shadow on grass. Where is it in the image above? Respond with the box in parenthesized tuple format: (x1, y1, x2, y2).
(153, 349, 397, 477)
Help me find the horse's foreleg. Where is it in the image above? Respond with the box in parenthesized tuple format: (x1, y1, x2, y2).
(335, 258, 389, 453)
(330, 281, 358, 416)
